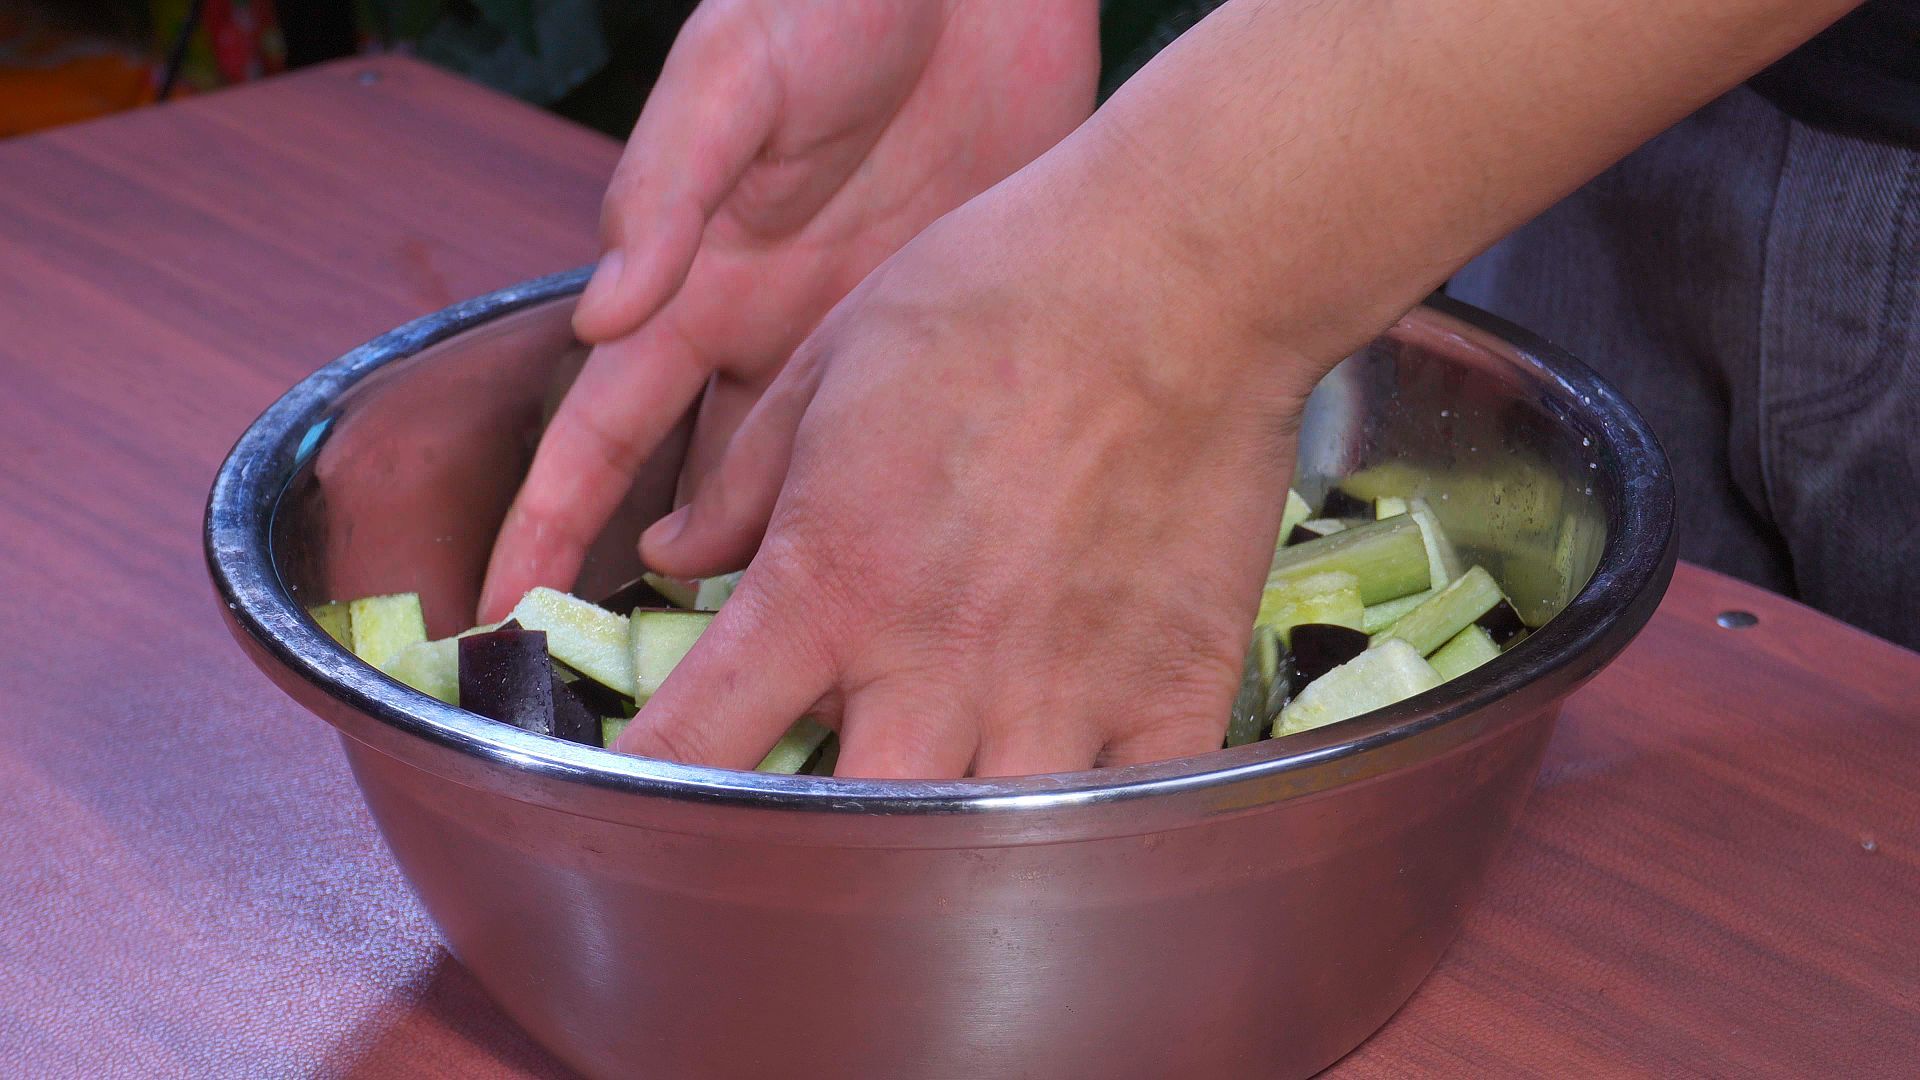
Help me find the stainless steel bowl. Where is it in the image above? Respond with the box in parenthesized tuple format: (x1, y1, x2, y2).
(206, 269, 1673, 1080)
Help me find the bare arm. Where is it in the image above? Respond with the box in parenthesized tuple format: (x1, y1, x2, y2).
(622, 0, 1861, 776)
(1069, 0, 1859, 371)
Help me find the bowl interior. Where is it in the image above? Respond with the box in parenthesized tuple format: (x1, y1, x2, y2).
(271, 299, 1611, 640)
(209, 269, 1668, 821)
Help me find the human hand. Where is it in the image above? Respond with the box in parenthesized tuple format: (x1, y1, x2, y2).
(596, 0, 1863, 777)
(479, 0, 1098, 621)
(613, 150, 1323, 777)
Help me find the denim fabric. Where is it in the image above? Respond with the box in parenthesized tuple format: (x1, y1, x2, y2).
(1449, 88, 1919, 648)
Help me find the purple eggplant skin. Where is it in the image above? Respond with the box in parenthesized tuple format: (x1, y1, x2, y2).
(1290, 623, 1371, 685)
(555, 666, 633, 719)
(598, 578, 677, 616)
(459, 627, 556, 735)
(550, 675, 603, 747)
(1475, 599, 1529, 646)
(1317, 487, 1371, 521)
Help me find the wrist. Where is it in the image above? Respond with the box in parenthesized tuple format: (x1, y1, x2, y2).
(1005, 116, 1329, 411)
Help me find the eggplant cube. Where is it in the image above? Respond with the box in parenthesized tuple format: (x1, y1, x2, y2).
(459, 627, 555, 735)
(507, 587, 635, 695)
(347, 592, 427, 670)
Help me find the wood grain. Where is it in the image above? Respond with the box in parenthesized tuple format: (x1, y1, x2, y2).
(0, 57, 1915, 1079)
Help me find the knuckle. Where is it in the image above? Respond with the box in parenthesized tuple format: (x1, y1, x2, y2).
(1126, 612, 1245, 720)
(566, 400, 649, 478)
(1100, 714, 1227, 768)
(857, 704, 959, 762)
(923, 586, 1003, 653)
(721, 560, 846, 673)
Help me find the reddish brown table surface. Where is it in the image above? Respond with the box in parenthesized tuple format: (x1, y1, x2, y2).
(3, 58, 1916, 1079)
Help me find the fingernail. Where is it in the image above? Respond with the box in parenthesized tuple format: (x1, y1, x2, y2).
(579, 249, 624, 319)
(644, 506, 689, 550)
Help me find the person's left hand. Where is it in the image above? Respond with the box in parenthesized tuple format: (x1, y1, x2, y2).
(613, 156, 1323, 777)
(476, 0, 1099, 622)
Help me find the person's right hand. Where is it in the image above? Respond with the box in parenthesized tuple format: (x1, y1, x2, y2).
(478, 0, 1100, 621)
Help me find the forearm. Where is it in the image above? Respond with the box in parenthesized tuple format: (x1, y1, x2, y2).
(1052, 0, 1860, 375)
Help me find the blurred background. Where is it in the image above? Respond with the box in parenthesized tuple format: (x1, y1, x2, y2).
(0, 0, 1188, 141)
(0, 0, 696, 139)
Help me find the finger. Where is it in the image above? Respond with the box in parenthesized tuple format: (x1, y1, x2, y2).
(612, 584, 835, 770)
(1085, 623, 1245, 771)
(639, 356, 823, 579)
(675, 369, 774, 507)
(478, 324, 709, 621)
(969, 721, 1104, 779)
(1097, 704, 1236, 770)
(573, 16, 780, 343)
(833, 677, 979, 780)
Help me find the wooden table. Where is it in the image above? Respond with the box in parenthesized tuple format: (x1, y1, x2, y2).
(2, 58, 1915, 1078)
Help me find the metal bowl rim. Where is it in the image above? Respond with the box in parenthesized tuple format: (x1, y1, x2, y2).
(205, 267, 1673, 816)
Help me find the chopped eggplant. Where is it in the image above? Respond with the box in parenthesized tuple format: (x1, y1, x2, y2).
(550, 675, 603, 746)
(1290, 623, 1370, 685)
(380, 620, 505, 705)
(1269, 515, 1430, 605)
(459, 627, 554, 733)
(806, 735, 841, 776)
(1430, 624, 1501, 681)
(382, 637, 460, 704)
(599, 577, 680, 616)
(1317, 487, 1371, 520)
(1265, 649, 1298, 722)
(1255, 624, 1284, 684)
(1409, 500, 1465, 589)
(601, 715, 630, 748)
(1226, 664, 1266, 748)
(1256, 571, 1364, 646)
(695, 571, 744, 611)
(507, 587, 635, 695)
(348, 593, 427, 670)
(1475, 598, 1528, 646)
(631, 609, 714, 703)
(1321, 461, 1425, 503)
(1360, 590, 1434, 634)
(1278, 489, 1313, 549)
(307, 601, 354, 650)
(1371, 565, 1504, 655)
(335, 460, 1539, 760)
(1295, 518, 1350, 540)
(1226, 625, 1283, 747)
(757, 717, 835, 774)
(555, 665, 635, 719)
(641, 572, 700, 610)
(1274, 639, 1442, 737)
